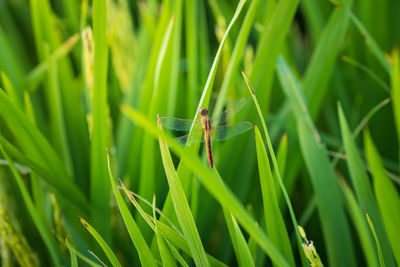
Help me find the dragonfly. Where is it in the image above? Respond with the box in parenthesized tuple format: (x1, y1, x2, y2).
(159, 98, 253, 168)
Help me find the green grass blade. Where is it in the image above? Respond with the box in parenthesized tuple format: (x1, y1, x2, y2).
(276, 56, 356, 267)
(230, 213, 255, 267)
(364, 129, 400, 265)
(66, 239, 78, 267)
(107, 156, 157, 267)
(79, 217, 122, 267)
(254, 126, 294, 266)
(338, 103, 394, 265)
(366, 213, 386, 267)
(90, 0, 110, 240)
(122, 106, 290, 267)
(157, 115, 209, 267)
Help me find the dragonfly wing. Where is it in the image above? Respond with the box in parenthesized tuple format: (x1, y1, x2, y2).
(212, 98, 248, 123)
(176, 130, 205, 145)
(159, 117, 194, 131)
(212, 122, 253, 141)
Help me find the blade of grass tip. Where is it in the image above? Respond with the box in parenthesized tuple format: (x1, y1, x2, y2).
(91, 0, 110, 241)
(364, 129, 400, 265)
(122, 106, 290, 267)
(157, 115, 209, 267)
(338, 103, 394, 265)
(366, 212, 386, 267)
(349, 12, 390, 74)
(0, 144, 61, 266)
(391, 48, 400, 168)
(275, 134, 288, 205)
(1, 72, 22, 109)
(276, 57, 357, 267)
(340, 179, 379, 267)
(153, 195, 176, 267)
(242, 71, 306, 267)
(107, 155, 157, 267)
(79, 217, 122, 267)
(254, 125, 295, 266)
(66, 239, 78, 267)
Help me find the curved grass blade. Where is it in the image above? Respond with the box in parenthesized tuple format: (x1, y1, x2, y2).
(391, 48, 400, 165)
(229, 213, 255, 267)
(122, 106, 290, 267)
(79, 217, 122, 267)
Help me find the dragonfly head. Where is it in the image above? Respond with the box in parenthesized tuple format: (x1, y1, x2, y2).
(199, 108, 209, 116)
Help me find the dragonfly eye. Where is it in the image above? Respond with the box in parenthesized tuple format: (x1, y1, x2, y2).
(199, 108, 208, 116)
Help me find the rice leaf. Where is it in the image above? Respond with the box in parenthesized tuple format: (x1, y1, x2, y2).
(390, 48, 400, 164)
(338, 103, 394, 265)
(66, 239, 78, 267)
(107, 155, 157, 266)
(157, 115, 209, 267)
(364, 129, 400, 265)
(276, 56, 356, 267)
(79, 217, 122, 267)
(366, 213, 386, 267)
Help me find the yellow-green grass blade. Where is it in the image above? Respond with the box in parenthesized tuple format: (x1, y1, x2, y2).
(242, 71, 306, 266)
(340, 179, 379, 267)
(1, 72, 22, 109)
(157, 115, 209, 267)
(364, 129, 400, 265)
(79, 217, 122, 267)
(277, 56, 356, 267)
(66, 238, 108, 267)
(165, 239, 190, 267)
(90, 0, 110, 240)
(107, 156, 157, 266)
(338, 103, 394, 265)
(297, 226, 324, 267)
(0, 90, 87, 211)
(122, 106, 290, 267)
(66, 239, 78, 267)
(366, 213, 386, 267)
(391, 48, 400, 167)
(254, 126, 295, 266)
(0, 144, 61, 266)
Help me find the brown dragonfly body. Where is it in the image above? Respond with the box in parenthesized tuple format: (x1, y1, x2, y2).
(199, 108, 213, 168)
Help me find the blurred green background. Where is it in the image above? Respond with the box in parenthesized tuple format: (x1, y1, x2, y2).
(0, 0, 399, 266)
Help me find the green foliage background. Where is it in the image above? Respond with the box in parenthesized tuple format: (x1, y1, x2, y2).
(0, 0, 399, 266)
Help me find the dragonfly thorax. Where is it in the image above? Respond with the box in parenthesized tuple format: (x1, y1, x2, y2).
(199, 108, 208, 116)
